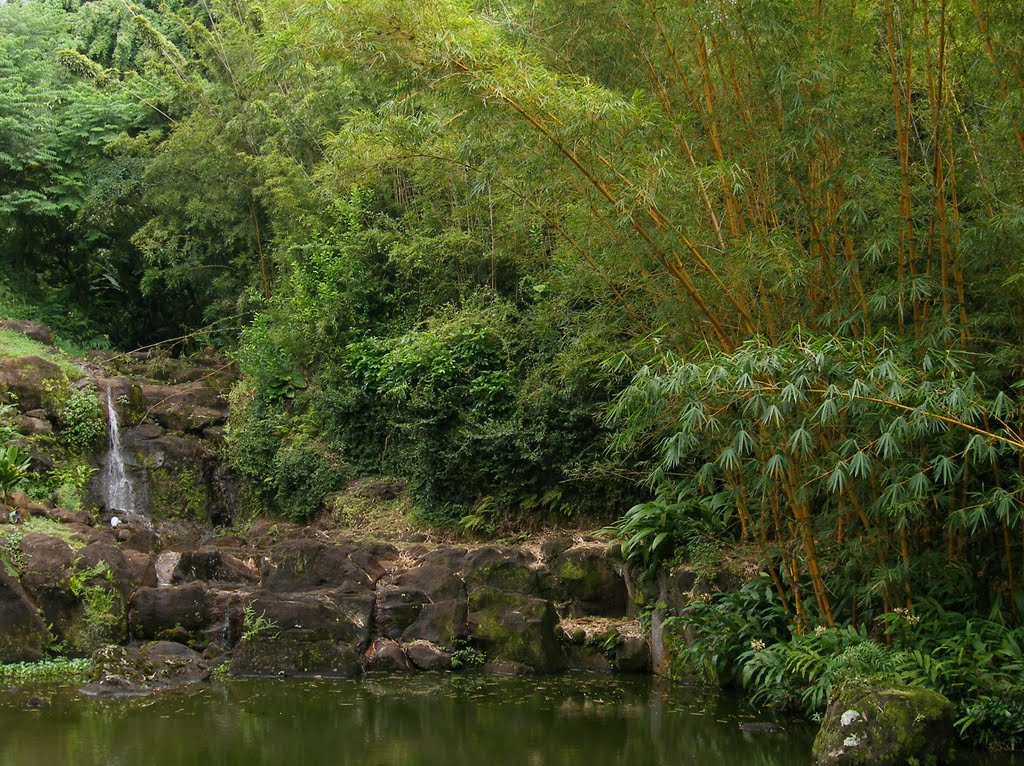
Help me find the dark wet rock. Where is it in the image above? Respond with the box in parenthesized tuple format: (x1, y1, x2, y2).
(204, 589, 247, 648)
(0, 356, 64, 411)
(413, 546, 467, 570)
(261, 540, 389, 594)
(75, 543, 133, 598)
(812, 685, 956, 766)
(741, 722, 784, 735)
(375, 586, 424, 640)
(172, 548, 258, 585)
(564, 642, 613, 672)
(363, 637, 411, 672)
(23, 695, 46, 709)
(553, 544, 628, 617)
(129, 582, 208, 641)
(230, 637, 362, 678)
(121, 550, 158, 590)
(402, 640, 452, 671)
(49, 508, 92, 526)
(0, 320, 54, 346)
(0, 566, 50, 662)
(246, 590, 374, 646)
(133, 381, 228, 433)
(467, 587, 564, 674)
(79, 675, 151, 699)
(402, 599, 468, 646)
(610, 635, 651, 673)
(88, 641, 211, 693)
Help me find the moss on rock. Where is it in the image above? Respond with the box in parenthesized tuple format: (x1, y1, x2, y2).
(812, 685, 956, 766)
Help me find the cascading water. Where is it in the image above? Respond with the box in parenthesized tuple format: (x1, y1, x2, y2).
(101, 384, 139, 514)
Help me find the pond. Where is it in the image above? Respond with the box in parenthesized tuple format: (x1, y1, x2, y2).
(0, 674, 1019, 766)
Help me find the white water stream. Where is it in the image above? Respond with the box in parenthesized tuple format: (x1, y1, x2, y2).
(101, 385, 138, 514)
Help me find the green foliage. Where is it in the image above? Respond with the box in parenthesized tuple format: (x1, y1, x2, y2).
(47, 462, 96, 511)
(450, 640, 486, 670)
(0, 657, 91, 686)
(68, 558, 124, 650)
(57, 387, 105, 453)
(0, 444, 32, 501)
(608, 331, 1024, 627)
(241, 602, 279, 641)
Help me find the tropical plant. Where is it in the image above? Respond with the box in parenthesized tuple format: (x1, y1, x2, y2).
(0, 445, 32, 503)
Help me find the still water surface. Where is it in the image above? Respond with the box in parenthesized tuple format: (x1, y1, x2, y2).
(0, 674, 1018, 766)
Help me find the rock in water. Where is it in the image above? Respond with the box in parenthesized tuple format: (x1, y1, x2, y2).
(812, 685, 956, 766)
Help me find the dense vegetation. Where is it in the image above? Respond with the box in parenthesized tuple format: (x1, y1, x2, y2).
(3, 0, 1024, 746)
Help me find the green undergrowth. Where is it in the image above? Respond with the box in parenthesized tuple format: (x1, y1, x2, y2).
(671, 578, 1024, 751)
(0, 657, 91, 686)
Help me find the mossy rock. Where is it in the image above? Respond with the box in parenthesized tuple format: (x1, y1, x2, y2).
(467, 587, 564, 673)
(812, 685, 956, 766)
(229, 636, 362, 677)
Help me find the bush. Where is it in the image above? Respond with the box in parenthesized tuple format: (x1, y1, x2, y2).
(57, 386, 105, 453)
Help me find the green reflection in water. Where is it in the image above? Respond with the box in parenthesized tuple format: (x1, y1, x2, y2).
(0, 674, 1014, 766)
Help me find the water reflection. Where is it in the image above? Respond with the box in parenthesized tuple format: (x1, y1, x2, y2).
(0, 674, 1014, 766)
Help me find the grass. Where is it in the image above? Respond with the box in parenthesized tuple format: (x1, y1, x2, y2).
(0, 328, 83, 378)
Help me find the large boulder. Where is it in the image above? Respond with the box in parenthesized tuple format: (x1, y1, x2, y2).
(462, 546, 545, 595)
(129, 582, 209, 642)
(0, 566, 50, 662)
(467, 587, 564, 673)
(244, 590, 374, 646)
(261, 540, 393, 594)
(812, 685, 956, 766)
(0, 320, 54, 346)
(376, 564, 468, 646)
(0, 356, 65, 412)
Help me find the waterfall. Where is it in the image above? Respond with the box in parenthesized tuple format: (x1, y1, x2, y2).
(101, 385, 138, 514)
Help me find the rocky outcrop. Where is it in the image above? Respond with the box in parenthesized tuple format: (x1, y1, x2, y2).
(0, 506, 650, 679)
(812, 685, 956, 766)
(0, 356, 64, 412)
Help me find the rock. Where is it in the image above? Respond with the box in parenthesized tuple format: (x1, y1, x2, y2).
(363, 637, 411, 672)
(347, 478, 407, 501)
(129, 582, 209, 642)
(261, 540, 391, 594)
(14, 415, 51, 435)
(467, 587, 565, 673)
(741, 722, 784, 735)
(79, 675, 151, 699)
(230, 637, 362, 677)
(553, 544, 628, 617)
(121, 550, 158, 590)
(0, 356, 64, 411)
(812, 686, 956, 766)
(462, 546, 543, 595)
(171, 548, 259, 585)
(374, 585, 424, 639)
(18, 534, 76, 642)
(88, 642, 210, 692)
(0, 321, 54, 346)
(49, 509, 92, 526)
(564, 642, 613, 672)
(402, 599, 468, 646)
(403, 640, 452, 671)
(245, 590, 374, 646)
(134, 381, 228, 433)
(0, 566, 50, 662)
(610, 635, 651, 673)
